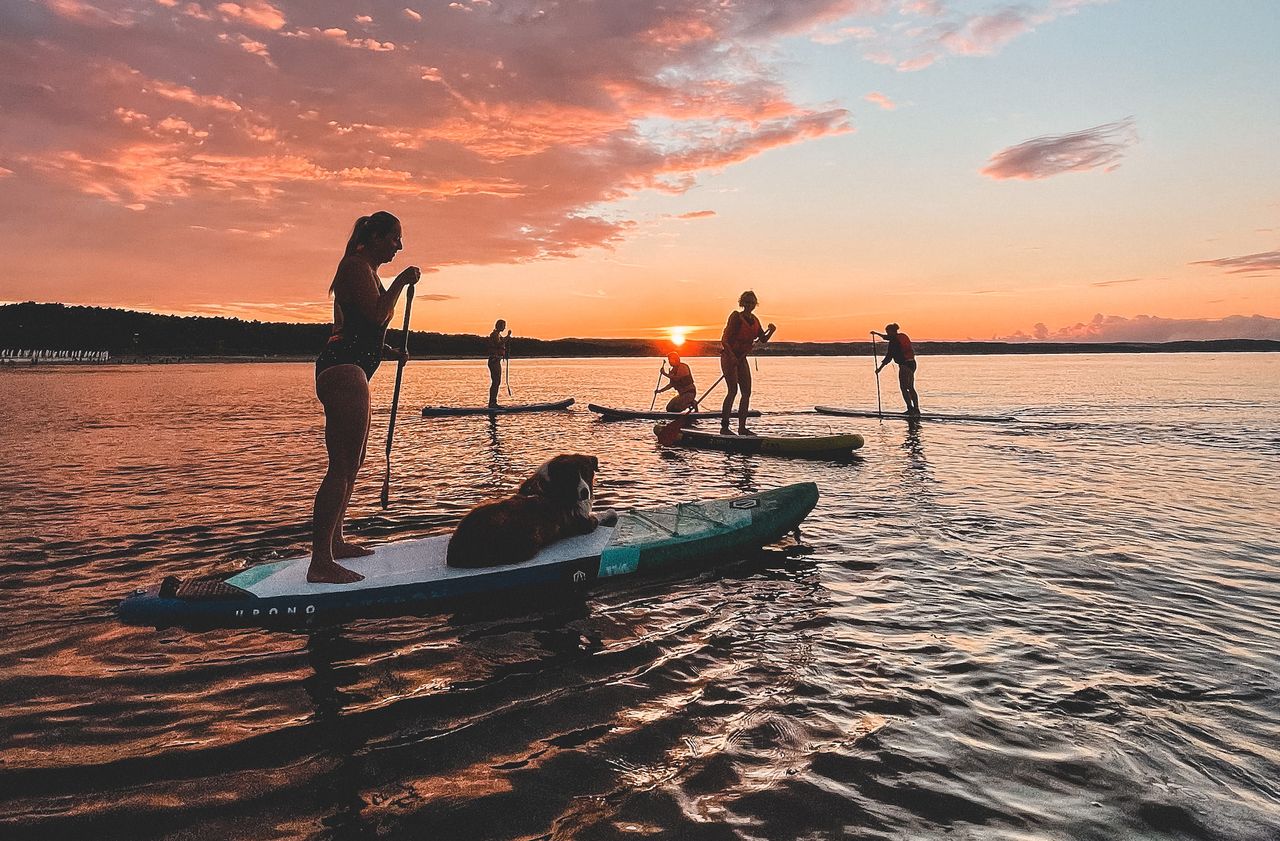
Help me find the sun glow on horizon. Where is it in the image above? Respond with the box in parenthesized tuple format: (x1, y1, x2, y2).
(666, 326, 698, 346)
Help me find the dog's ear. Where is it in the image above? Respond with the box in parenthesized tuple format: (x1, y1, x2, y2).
(589, 455, 599, 472)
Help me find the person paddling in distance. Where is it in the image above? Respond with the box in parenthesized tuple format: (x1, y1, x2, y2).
(719, 290, 776, 435)
(873, 322, 920, 416)
(487, 319, 510, 407)
(311, 211, 420, 584)
(655, 351, 698, 412)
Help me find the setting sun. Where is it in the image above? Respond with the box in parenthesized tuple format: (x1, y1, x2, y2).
(668, 328, 688, 346)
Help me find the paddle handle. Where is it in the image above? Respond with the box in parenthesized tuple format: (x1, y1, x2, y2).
(381, 285, 414, 509)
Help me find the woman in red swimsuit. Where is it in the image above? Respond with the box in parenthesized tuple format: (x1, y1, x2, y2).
(719, 291, 775, 435)
(310, 211, 420, 584)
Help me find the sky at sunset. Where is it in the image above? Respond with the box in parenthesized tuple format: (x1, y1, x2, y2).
(2, 0, 1277, 342)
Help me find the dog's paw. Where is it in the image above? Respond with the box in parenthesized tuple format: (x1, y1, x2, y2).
(597, 509, 619, 527)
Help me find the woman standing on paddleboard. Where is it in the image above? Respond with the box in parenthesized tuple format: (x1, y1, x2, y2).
(487, 319, 510, 408)
(873, 322, 920, 416)
(310, 211, 420, 584)
(720, 291, 775, 435)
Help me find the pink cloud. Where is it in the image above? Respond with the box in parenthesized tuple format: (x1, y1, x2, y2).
(1, 0, 861, 312)
(214, 1, 285, 31)
(1001, 313, 1280, 342)
(863, 91, 897, 110)
(981, 118, 1137, 180)
(1191, 250, 1280, 276)
(826, 0, 1114, 73)
(676, 210, 716, 219)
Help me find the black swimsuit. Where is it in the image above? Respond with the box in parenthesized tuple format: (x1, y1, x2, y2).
(315, 298, 390, 381)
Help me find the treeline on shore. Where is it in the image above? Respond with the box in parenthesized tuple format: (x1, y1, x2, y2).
(3, 302, 1278, 359)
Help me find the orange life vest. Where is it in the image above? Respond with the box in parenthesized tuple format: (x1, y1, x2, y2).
(722, 311, 763, 357)
(669, 362, 695, 395)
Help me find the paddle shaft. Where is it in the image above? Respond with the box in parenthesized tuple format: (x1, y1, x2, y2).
(870, 332, 882, 419)
(380, 285, 414, 509)
(649, 362, 665, 411)
(504, 331, 512, 396)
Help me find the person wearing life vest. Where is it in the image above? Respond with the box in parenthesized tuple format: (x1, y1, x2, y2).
(873, 322, 920, 416)
(486, 319, 510, 408)
(719, 290, 776, 435)
(655, 351, 697, 412)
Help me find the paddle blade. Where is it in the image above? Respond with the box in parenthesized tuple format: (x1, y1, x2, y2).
(380, 476, 390, 509)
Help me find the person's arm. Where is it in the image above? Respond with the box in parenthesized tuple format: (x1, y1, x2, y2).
(759, 322, 776, 343)
(381, 342, 408, 363)
(654, 364, 673, 393)
(877, 340, 894, 372)
(721, 312, 742, 354)
(334, 257, 419, 325)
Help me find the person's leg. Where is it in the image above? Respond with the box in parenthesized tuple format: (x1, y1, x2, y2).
(310, 366, 370, 583)
(488, 358, 502, 406)
(666, 393, 695, 412)
(737, 358, 754, 433)
(898, 365, 919, 414)
(333, 397, 374, 559)
(719, 352, 739, 433)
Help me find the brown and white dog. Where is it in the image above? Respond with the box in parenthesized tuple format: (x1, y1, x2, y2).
(446, 454, 619, 568)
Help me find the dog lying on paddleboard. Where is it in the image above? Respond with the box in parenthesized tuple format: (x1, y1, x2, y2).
(446, 454, 619, 568)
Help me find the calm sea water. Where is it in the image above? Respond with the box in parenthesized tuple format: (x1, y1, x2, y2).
(1, 354, 1278, 840)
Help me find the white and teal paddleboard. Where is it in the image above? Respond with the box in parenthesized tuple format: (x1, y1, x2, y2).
(119, 483, 818, 629)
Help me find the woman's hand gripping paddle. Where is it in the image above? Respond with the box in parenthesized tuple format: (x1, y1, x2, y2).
(380, 285, 414, 509)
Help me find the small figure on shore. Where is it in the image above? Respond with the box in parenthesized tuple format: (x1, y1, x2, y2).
(720, 291, 775, 435)
(655, 351, 698, 412)
(873, 322, 920, 416)
(311, 211, 420, 584)
(487, 319, 510, 407)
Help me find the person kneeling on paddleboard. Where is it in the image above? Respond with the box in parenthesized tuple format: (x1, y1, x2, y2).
(487, 319, 510, 408)
(873, 323, 920, 416)
(720, 291, 776, 436)
(655, 352, 698, 412)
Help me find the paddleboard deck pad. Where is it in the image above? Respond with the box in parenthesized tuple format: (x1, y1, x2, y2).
(813, 406, 1017, 423)
(588, 404, 761, 421)
(658, 425, 863, 458)
(119, 483, 818, 629)
(421, 398, 574, 417)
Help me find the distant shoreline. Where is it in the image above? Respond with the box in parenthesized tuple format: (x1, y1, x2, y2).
(4, 346, 1279, 368)
(3, 302, 1279, 360)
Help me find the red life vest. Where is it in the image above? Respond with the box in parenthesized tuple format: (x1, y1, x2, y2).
(896, 333, 915, 362)
(722, 311, 763, 356)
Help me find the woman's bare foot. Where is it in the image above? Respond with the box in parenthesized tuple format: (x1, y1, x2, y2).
(720, 426, 735, 436)
(738, 427, 757, 436)
(333, 541, 374, 560)
(307, 559, 365, 584)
